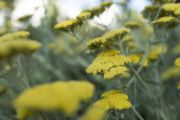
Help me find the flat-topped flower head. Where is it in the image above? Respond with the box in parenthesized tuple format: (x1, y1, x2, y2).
(77, 11, 92, 21)
(94, 90, 132, 111)
(0, 39, 41, 59)
(174, 57, 180, 67)
(87, 28, 130, 50)
(148, 44, 167, 60)
(152, 16, 179, 29)
(0, 31, 30, 42)
(86, 50, 130, 80)
(14, 81, 95, 120)
(125, 21, 141, 29)
(162, 67, 180, 80)
(101, 1, 113, 8)
(54, 19, 81, 31)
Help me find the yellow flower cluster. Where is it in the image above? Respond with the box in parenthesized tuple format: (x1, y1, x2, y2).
(54, 19, 81, 31)
(84, 2, 112, 16)
(162, 3, 180, 17)
(80, 106, 106, 120)
(94, 90, 132, 111)
(128, 54, 149, 67)
(77, 11, 92, 21)
(54, 2, 112, 32)
(0, 31, 30, 42)
(174, 57, 180, 67)
(0, 1, 6, 9)
(86, 50, 130, 80)
(125, 21, 141, 29)
(148, 44, 167, 60)
(152, 16, 178, 28)
(0, 31, 41, 59)
(14, 81, 95, 120)
(87, 28, 130, 50)
(162, 67, 180, 80)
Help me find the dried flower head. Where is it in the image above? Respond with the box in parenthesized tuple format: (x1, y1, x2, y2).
(14, 81, 95, 120)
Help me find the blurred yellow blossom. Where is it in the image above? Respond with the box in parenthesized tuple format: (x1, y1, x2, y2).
(128, 54, 149, 67)
(174, 57, 180, 67)
(148, 44, 167, 60)
(152, 16, 179, 28)
(162, 67, 180, 80)
(77, 11, 92, 21)
(0, 31, 30, 42)
(0, 39, 41, 59)
(94, 90, 132, 111)
(54, 19, 81, 31)
(80, 106, 106, 120)
(14, 81, 95, 120)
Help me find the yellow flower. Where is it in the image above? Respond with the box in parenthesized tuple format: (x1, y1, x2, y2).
(162, 3, 180, 13)
(86, 50, 130, 79)
(54, 19, 81, 31)
(80, 106, 106, 120)
(14, 81, 95, 120)
(77, 12, 92, 21)
(87, 28, 130, 50)
(148, 44, 167, 60)
(177, 83, 180, 89)
(94, 90, 132, 111)
(104, 66, 129, 79)
(174, 57, 180, 67)
(128, 54, 149, 67)
(162, 67, 180, 80)
(125, 21, 141, 29)
(152, 16, 179, 29)
(0, 39, 41, 59)
(0, 1, 6, 9)
(0, 31, 30, 42)
(101, 2, 113, 8)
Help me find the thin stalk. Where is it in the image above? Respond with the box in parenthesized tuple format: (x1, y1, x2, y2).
(132, 107, 144, 120)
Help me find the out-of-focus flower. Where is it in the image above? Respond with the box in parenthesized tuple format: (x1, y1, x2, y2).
(174, 57, 180, 67)
(80, 106, 106, 120)
(152, 16, 179, 29)
(162, 67, 180, 80)
(148, 44, 167, 60)
(54, 19, 81, 31)
(14, 81, 95, 120)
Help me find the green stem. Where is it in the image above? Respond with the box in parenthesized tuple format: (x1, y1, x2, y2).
(132, 107, 144, 120)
